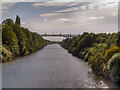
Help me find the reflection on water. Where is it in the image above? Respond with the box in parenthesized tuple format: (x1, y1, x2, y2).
(42, 36, 66, 41)
(2, 44, 119, 88)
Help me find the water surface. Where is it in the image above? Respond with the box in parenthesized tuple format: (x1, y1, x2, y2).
(2, 44, 118, 88)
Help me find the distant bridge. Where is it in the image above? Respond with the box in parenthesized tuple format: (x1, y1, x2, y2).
(40, 33, 80, 38)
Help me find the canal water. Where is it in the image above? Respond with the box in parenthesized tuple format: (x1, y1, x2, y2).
(2, 44, 119, 88)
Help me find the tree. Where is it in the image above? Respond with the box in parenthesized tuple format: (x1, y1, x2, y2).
(117, 32, 120, 47)
(74, 34, 96, 55)
(2, 25, 20, 56)
(12, 24, 27, 55)
(2, 19, 14, 27)
(15, 15, 21, 26)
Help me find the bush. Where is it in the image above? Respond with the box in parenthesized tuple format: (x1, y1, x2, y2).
(105, 46, 120, 60)
(84, 51, 93, 61)
(88, 53, 106, 75)
(108, 53, 120, 83)
(2, 47, 13, 62)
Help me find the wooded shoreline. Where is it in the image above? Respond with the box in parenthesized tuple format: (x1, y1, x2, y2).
(60, 32, 120, 84)
(1, 15, 48, 63)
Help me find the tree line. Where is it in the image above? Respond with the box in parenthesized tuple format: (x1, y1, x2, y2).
(1, 15, 48, 62)
(61, 32, 120, 83)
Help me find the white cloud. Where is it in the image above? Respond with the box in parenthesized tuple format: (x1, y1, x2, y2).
(88, 2, 118, 10)
(32, 2, 68, 7)
(39, 13, 59, 17)
(58, 18, 70, 22)
(32, 2, 80, 7)
(80, 5, 87, 10)
(54, 8, 74, 13)
(89, 16, 104, 20)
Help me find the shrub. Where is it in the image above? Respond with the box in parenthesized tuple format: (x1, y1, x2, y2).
(88, 53, 106, 75)
(105, 46, 120, 60)
(84, 51, 93, 61)
(108, 53, 120, 83)
(2, 47, 13, 62)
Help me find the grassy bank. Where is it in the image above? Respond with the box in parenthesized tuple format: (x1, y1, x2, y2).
(61, 32, 120, 83)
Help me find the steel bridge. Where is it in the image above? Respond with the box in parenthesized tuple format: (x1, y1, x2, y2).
(40, 33, 80, 38)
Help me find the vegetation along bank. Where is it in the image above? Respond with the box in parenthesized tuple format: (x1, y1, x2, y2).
(1, 15, 48, 63)
(61, 32, 120, 84)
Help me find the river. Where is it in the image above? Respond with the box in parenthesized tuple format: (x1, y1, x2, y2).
(2, 44, 119, 88)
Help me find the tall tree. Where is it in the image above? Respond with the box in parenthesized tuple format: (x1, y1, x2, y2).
(15, 15, 21, 26)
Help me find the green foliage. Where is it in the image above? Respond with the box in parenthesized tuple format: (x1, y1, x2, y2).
(2, 25, 20, 56)
(108, 53, 120, 83)
(2, 16, 48, 62)
(2, 46, 13, 62)
(106, 33, 117, 49)
(84, 51, 93, 61)
(12, 24, 28, 55)
(22, 28, 34, 53)
(116, 32, 120, 47)
(93, 43, 107, 56)
(96, 37, 106, 43)
(15, 15, 21, 26)
(2, 19, 14, 27)
(61, 32, 118, 78)
(88, 53, 106, 75)
(105, 46, 120, 60)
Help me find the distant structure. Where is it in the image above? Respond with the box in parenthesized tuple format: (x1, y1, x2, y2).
(40, 33, 79, 38)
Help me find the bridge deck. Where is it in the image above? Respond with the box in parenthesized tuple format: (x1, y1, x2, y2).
(40, 34, 80, 37)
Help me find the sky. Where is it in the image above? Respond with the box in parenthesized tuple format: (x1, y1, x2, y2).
(1, 0, 119, 36)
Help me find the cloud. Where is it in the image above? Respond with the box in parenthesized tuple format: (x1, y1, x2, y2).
(66, 3, 79, 6)
(3, 1, 117, 35)
(54, 8, 75, 13)
(32, 2, 60, 7)
(58, 18, 70, 22)
(88, 2, 118, 10)
(32, 2, 80, 7)
(54, 2, 118, 13)
(39, 13, 60, 17)
(32, 2, 68, 7)
(52, 0, 75, 2)
(89, 16, 104, 20)
(2, 0, 119, 2)
(1, 2, 16, 13)
(1, 0, 37, 2)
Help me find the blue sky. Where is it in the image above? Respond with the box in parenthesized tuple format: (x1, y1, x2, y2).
(1, 1, 119, 35)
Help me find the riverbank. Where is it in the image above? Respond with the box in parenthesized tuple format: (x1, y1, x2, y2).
(60, 32, 120, 84)
(2, 16, 48, 63)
